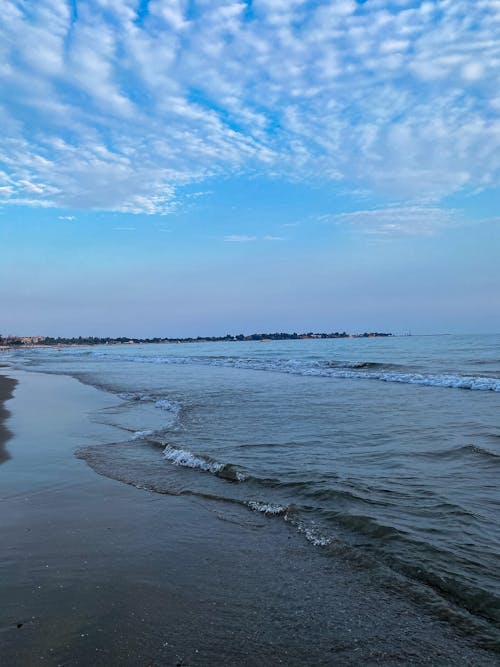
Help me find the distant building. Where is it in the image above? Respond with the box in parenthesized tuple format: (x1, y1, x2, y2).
(21, 336, 46, 345)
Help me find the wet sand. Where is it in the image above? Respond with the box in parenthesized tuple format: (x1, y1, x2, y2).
(0, 369, 498, 666)
(0, 368, 16, 465)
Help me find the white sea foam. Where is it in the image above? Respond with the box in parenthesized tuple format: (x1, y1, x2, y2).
(163, 445, 224, 474)
(154, 398, 179, 412)
(162, 445, 247, 481)
(303, 530, 332, 547)
(283, 513, 333, 547)
(296, 523, 333, 547)
(132, 429, 155, 440)
(246, 501, 288, 516)
(118, 391, 179, 410)
(117, 391, 150, 402)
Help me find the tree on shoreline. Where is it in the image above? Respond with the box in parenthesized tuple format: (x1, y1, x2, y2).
(2, 331, 393, 347)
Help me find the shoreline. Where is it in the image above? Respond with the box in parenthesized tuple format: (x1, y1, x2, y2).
(0, 368, 17, 465)
(0, 332, 453, 353)
(1, 368, 499, 665)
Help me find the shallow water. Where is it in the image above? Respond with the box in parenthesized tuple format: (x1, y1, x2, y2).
(7, 334, 500, 644)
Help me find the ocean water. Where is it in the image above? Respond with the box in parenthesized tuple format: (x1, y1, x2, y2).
(7, 334, 500, 646)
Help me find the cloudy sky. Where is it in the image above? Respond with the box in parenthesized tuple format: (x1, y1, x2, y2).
(1, 0, 499, 336)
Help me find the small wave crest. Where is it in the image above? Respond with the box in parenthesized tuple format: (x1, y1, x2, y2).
(162, 445, 247, 481)
(420, 443, 500, 462)
(290, 518, 333, 546)
(301, 528, 333, 547)
(246, 501, 332, 546)
(118, 392, 180, 412)
(132, 429, 155, 440)
(458, 444, 500, 460)
(246, 501, 288, 516)
(154, 398, 178, 411)
(326, 360, 400, 370)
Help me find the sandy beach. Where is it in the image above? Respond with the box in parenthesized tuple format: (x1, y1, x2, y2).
(1, 367, 499, 666)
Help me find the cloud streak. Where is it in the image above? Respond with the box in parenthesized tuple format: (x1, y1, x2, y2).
(0, 0, 499, 214)
(326, 206, 461, 236)
(224, 235, 258, 242)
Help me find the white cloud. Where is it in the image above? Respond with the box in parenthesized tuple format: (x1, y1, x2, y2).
(327, 206, 460, 236)
(224, 234, 286, 242)
(461, 62, 485, 82)
(224, 235, 258, 242)
(0, 0, 499, 213)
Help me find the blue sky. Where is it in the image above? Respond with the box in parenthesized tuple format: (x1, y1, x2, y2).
(1, 0, 499, 336)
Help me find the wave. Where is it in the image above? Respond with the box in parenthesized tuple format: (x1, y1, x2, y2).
(467, 359, 500, 366)
(132, 429, 156, 440)
(162, 444, 247, 481)
(454, 444, 500, 460)
(326, 360, 402, 370)
(246, 501, 289, 516)
(292, 519, 333, 546)
(90, 351, 500, 392)
(118, 391, 180, 412)
(76, 433, 500, 641)
(154, 398, 178, 411)
(417, 444, 500, 462)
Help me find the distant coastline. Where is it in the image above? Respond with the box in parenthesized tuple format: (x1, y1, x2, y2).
(0, 331, 393, 349)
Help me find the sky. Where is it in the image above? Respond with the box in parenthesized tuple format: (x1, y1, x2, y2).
(1, 0, 499, 337)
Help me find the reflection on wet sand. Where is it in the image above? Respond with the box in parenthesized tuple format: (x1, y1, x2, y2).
(0, 372, 17, 464)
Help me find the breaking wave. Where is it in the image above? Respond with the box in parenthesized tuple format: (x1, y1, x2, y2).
(92, 352, 500, 392)
(132, 429, 155, 440)
(118, 392, 180, 413)
(162, 444, 247, 481)
(246, 501, 289, 516)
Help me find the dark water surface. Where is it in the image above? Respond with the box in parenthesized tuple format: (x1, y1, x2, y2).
(7, 334, 500, 647)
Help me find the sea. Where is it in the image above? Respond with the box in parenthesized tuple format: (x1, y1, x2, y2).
(6, 333, 500, 648)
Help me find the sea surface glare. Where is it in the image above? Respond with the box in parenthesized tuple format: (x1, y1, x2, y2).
(9, 334, 500, 647)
